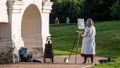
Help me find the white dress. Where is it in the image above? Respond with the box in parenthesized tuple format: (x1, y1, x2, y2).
(81, 26, 96, 57)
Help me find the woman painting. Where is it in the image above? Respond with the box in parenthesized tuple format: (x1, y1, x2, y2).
(81, 18, 96, 64)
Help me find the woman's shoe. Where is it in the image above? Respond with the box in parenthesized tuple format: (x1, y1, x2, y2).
(82, 62, 86, 64)
(91, 62, 95, 65)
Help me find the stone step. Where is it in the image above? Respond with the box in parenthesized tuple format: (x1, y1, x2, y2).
(28, 47, 44, 57)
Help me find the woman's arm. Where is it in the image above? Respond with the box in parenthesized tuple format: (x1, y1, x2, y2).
(81, 27, 89, 37)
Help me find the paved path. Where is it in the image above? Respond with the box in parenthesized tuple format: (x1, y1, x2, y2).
(0, 55, 106, 68)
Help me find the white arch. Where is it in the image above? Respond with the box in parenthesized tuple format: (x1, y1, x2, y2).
(0, 0, 53, 63)
(21, 4, 42, 52)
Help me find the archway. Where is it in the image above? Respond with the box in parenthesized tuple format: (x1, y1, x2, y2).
(21, 4, 42, 53)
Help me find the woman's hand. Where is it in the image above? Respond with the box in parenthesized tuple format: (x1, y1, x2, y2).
(81, 34, 84, 37)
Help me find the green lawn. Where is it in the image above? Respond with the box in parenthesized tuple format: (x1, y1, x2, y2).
(50, 20, 120, 68)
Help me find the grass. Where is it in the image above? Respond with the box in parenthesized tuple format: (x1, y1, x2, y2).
(92, 57, 120, 68)
(50, 23, 81, 55)
(95, 20, 120, 58)
(50, 20, 120, 68)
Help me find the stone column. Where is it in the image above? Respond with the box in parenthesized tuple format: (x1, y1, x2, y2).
(8, 1, 24, 63)
(41, 1, 53, 51)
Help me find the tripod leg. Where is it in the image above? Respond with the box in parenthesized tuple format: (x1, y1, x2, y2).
(68, 38, 77, 59)
(75, 33, 80, 64)
(68, 33, 78, 59)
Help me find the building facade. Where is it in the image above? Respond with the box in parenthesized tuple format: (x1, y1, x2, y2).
(0, 0, 53, 63)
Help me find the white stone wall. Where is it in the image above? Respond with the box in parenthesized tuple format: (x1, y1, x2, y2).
(0, 0, 8, 23)
(0, 0, 53, 63)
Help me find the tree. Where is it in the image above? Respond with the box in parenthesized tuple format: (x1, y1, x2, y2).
(50, 0, 84, 23)
(110, 0, 120, 19)
(50, 0, 118, 22)
(79, 0, 117, 21)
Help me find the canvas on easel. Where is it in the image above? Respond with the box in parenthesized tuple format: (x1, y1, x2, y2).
(76, 19, 85, 34)
(77, 18, 85, 29)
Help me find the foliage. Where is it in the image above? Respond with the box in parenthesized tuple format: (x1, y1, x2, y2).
(0, 52, 13, 64)
(110, 0, 120, 19)
(50, 0, 119, 22)
(50, 0, 83, 23)
(79, 0, 117, 21)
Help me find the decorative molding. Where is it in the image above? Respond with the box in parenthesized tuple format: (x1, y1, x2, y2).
(8, 0, 24, 14)
(42, 1, 53, 13)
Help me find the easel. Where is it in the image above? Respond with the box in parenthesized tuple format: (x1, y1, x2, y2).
(67, 18, 85, 64)
(68, 29, 83, 64)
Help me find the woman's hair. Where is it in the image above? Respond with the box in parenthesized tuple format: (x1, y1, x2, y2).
(86, 18, 94, 27)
